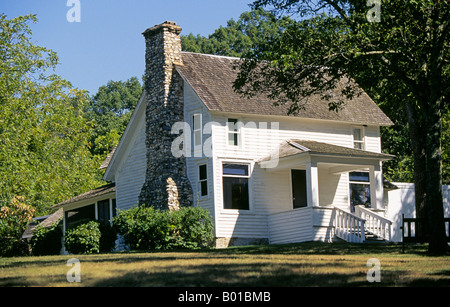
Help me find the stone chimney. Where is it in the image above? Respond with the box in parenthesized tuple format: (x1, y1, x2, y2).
(138, 21, 193, 210)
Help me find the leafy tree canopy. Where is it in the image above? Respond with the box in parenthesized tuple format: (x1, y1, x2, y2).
(182, 9, 292, 58)
(85, 77, 143, 158)
(0, 14, 103, 215)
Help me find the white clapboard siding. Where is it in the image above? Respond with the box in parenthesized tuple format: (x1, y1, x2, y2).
(215, 213, 269, 238)
(210, 114, 383, 159)
(208, 112, 373, 239)
(268, 207, 313, 244)
(253, 166, 293, 214)
(312, 207, 336, 242)
(318, 168, 349, 209)
(181, 82, 384, 241)
(115, 117, 147, 211)
(364, 126, 382, 153)
(184, 83, 215, 216)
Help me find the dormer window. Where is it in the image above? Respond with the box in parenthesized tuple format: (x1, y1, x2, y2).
(352, 127, 365, 150)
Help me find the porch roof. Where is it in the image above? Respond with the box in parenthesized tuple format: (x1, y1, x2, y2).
(259, 139, 394, 163)
(52, 183, 116, 209)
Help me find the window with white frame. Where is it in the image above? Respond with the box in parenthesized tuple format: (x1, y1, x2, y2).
(193, 113, 202, 148)
(198, 164, 208, 197)
(352, 127, 365, 150)
(227, 118, 240, 147)
(349, 171, 371, 213)
(222, 163, 250, 210)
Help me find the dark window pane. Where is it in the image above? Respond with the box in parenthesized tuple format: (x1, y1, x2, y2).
(223, 164, 249, 176)
(291, 170, 307, 209)
(97, 199, 110, 223)
(112, 199, 116, 217)
(199, 164, 207, 180)
(201, 181, 208, 196)
(350, 183, 371, 212)
(223, 177, 249, 210)
(65, 204, 95, 230)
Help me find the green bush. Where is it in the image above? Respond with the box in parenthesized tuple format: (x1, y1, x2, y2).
(174, 207, 214, 249)
(64, 220, 117, 254)
(30, 221, 63, 256)
(113, 206, 214, 251)
(64, 221, 101, 254)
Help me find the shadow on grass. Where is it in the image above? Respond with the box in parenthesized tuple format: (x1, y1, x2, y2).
(0, 241, 431, 270)
(209, 241, 424, 256)
(1, 242, 449, 287)
(91, 260, 446, 287)
(91, 261, 374, 287)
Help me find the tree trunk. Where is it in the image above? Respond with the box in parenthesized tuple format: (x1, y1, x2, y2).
(405, 102, 427, 240)
(424, 99, 448, 255)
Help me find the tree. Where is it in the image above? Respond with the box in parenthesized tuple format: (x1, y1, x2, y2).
(182, 9, 292, 58)
(0, 14, 104, 216)
(0, 196, 35, 256)
(85, 77, 142, 158)
(234, 1, 449, 254)
(182, 8, 450, 186)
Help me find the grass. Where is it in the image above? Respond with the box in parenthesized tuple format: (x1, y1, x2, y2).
(0, 242, 449, 287)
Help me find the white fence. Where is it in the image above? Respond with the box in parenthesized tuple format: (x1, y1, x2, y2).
(385, 183, 450, 242)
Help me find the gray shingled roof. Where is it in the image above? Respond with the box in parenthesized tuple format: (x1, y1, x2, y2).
(22, 208, 63, 239)
(53, 183, 115, 208)
(260, 139, 394, 162)
(176, 52, 393, 126)
(99, 146, 117, 170)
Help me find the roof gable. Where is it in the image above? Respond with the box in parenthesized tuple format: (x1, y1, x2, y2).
(102, 90, 146, 181)
(175, 52, 393, 126)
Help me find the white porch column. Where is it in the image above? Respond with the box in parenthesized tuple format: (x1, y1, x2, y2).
(306, 162, 319, 207)
(369, 163, 384, 210)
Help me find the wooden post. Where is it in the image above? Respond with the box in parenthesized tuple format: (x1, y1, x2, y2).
(401, 214, 405, 254)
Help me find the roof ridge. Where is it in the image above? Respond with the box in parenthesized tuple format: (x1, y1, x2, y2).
(288, 139, 311, 152)
(181, 51, 240, 61)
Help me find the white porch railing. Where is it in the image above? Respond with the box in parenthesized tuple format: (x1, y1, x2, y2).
(355, 205, 392, 241)
(334, 207, 366, 243)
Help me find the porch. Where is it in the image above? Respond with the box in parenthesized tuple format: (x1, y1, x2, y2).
(259, 139, 394, 244)
(267, 205, 392, 244)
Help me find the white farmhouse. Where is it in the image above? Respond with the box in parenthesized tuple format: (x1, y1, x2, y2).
(55, 21, 406, 248)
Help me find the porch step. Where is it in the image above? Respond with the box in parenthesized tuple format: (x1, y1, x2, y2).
(363, 232, 388, 244)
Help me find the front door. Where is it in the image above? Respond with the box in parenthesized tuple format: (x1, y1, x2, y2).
(291, 169, 307, 209)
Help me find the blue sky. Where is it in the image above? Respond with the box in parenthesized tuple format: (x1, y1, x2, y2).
(1, 0, 253, 95)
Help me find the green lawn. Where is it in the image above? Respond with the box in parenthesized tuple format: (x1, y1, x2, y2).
(0, 242, 449, 287)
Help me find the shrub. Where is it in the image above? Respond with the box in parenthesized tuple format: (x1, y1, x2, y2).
(64, 220, 117, 254)
(113, 206, 172, 250)
(113, 206, 214, 251)
(30, 221, 63, 256)
(64, 221, 101, 254)
(173, 207, 214, 249)
(0, 196, 35, 257)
